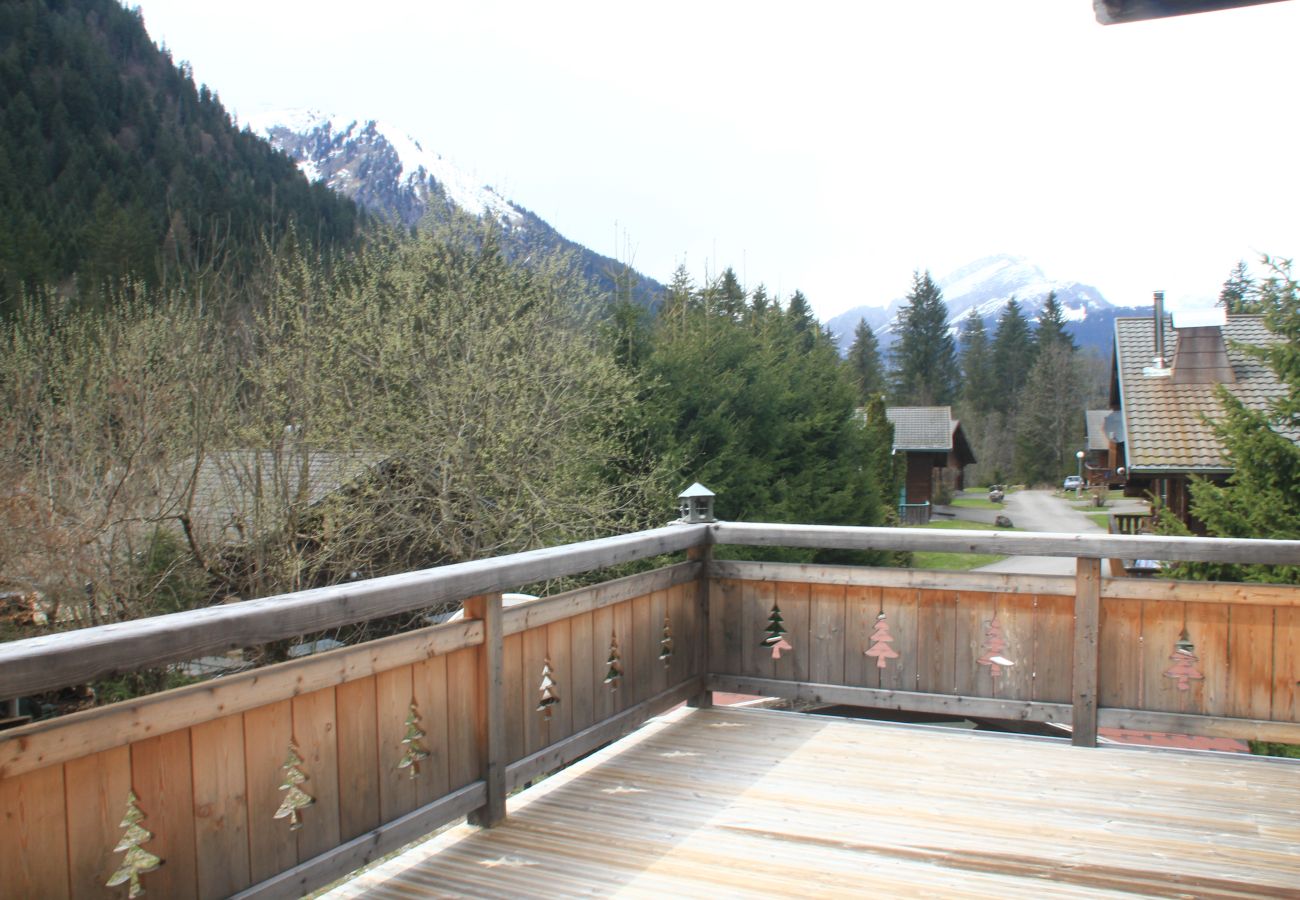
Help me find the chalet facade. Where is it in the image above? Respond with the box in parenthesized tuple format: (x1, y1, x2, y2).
(1108, 307, 1295, 530)
(885, 406, 976, 522)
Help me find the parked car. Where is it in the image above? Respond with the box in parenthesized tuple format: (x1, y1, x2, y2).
(1063, 475, 1084, 491)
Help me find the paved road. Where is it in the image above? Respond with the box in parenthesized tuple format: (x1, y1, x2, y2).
(935, 489, 1117, 576)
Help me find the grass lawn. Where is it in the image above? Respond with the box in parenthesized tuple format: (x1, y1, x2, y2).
(949, 496, 1005, 510)
(906, 518, 1018, 570)
(1086, 513, 1111, 530)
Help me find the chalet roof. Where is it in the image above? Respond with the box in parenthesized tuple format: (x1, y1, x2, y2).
(1085, 409, 1112, 451)
(885, 406, 976, 465)
(1113, 315, 1293, 473)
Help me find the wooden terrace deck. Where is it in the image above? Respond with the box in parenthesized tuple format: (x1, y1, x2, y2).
(329, 705, 1300, 898)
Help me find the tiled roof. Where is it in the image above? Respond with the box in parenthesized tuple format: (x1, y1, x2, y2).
(1114, 315, 1291, 472)
(886, 406, 955, 452)
(1085, 409, 1111, 451)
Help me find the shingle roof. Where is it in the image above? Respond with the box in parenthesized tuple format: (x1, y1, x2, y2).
(1085, 409, 1111, 451)
(1114, 315, 1291, 473)
(886, 406, 955, 452)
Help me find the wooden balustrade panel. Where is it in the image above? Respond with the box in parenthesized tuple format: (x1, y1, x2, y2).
(0, 761, 68, 898)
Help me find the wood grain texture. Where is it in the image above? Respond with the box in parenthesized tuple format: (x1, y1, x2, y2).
(242, 700, 297, 884)
(64, 746, 130, 899)
(1032, 594, 1074, 703)
(290, 688, 341, 863)
(1227, 605, 1274, 720)
(1072, 557, 1102, 747)
(993, 593, 1035, 701)
(1273, 607, 1300, 722)
(808, 583, 846, 687)
(190, 714, 252, 898)
(567, 611, 595, 734)
(1099, 598, 1143, 709)
(0, 763, 68, 899)
(333, 676, 380, 842)
(411, 654, 451, 807)
(502, 562, 699, 636)
(373, 666, 417, 823)
(445, 648, 479, 791)
(916, 589, 957, 695)
(130, 729, 197, 899)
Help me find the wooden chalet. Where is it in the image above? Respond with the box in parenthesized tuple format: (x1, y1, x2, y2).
(2, 498, 1299, 897)
(885, 407, 976, 523)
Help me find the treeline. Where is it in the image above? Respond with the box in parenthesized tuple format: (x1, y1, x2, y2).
(844, 271, 1105, 486)
(0, 220, 897, 642)
(0, 0, 358, 308)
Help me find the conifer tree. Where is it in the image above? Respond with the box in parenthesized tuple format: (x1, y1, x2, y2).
(958, 316, 996, 413)
(991, 298, 1036, 414)
(786, 290, 816, 350)
(845, 318, 885, 403)
(1013, 342, 1083, 484)
(717, 267, 747, 320)
(1035, 290, 1077, 353)
(1217, 260, 1257, 314)
(889, 270, 958, 406)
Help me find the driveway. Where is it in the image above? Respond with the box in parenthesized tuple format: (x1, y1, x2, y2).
(934, 489, 1116, 576)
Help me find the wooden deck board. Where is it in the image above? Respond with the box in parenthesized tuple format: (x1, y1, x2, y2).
(329, 707, 1300, 898)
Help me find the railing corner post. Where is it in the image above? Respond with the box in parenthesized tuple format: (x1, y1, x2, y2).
(687, 542, 713, 709)
(1072, 557, 1102, 747)
(465, 592, 506, 826)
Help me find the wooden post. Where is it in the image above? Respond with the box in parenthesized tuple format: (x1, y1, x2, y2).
(464, 593, 506, 826)
(1072, 557, 1102, 747)
(687, 544, 713, 708)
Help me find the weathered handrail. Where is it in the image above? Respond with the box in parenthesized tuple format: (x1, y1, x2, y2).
(0, 523, 709, 699)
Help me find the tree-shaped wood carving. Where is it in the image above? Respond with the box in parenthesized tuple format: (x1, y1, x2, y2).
(761, 602, 793, 659)
(864, 612, 900, 670)
(274, 741, 314, 831)
(659, 614, 674, 668)
(604, 631, 623, 691)
(538, 657, 561, 718)
(105, 790, 162, 898)
(1163, 629, 1204, 691)
(977, 616, 1014, 677)
(397, 700, 431, 780)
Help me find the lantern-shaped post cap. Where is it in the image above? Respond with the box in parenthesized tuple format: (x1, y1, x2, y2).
(677, 483, 716, 523)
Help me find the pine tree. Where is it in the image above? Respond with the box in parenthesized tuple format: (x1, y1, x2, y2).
(537, 657, 561, 717)
(845, 318, 885, 403)
(890, 270, 958, 405)
(958, 316, 996, 413)
(1035, 291, 1077, 353)
(106, 790, 163, 898)
(1217, 260, 1257, 314)
(1013, 342, 1083, 484)
(761, 602, 793, 659)
(864, 613, 899, 669)
(659, 615, 674, 667)
(717, 266, 746, 320)
(1163, 630, 1204, 691)
(275, 742, 314, 831)
(976, 616, 1014, 677)
(397, 701, 430, 779)
(786, 290, 816, 350)
(604, 631, 623, 689)
(990, 298, 1036, 414)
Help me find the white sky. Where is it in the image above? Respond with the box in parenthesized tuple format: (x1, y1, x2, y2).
(134, 0, 1299, 319)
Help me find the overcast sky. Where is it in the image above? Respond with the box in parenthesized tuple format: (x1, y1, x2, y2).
(135, 0, 1299, 319)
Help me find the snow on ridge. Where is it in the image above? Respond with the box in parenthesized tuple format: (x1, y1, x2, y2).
(371, 119, 520, 223)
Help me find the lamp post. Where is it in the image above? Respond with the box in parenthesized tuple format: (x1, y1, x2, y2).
(1075, 450, 1085, 497)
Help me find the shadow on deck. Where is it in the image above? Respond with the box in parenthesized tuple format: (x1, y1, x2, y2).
(329, 705, 1300, 898)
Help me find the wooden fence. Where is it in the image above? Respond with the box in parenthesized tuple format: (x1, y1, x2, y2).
(1, 520, 1298, 898)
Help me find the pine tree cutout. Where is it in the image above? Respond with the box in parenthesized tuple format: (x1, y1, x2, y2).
(537, 657, 561, 718)
(976, 616, 1015, 677)
(604, 631, 623, 691)
(397, 700, 431, 780)
(761, 602, 793, 659)
(105, 790, 162, 898)
(659, 614, 674, 668)
(1163, 629, 1204, 691)
(864, 612, 900, 670)
(274, 741, 314, 831)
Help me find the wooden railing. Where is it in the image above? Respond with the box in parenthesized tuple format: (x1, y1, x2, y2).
(1, 520, 1298, 898)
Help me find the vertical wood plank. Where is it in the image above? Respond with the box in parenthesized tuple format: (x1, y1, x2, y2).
(1072, 557, 1102, 747)
(291, 687, 341, 862)
(954, 590, 995, 698)
(916, 588, 957, 695)
(465, 593, 505, 827)
(374, 665, 417, 822)
(501, 632, 525, 765)
(545, 618, 574, 741)
(1033, 593, 1075, 703)
(521, 626, 549, 754)
(1185, 602, 1229, 716)
(243, 700, 296, 883)
(1099, 596, 1143, 709)
(411, 654, 451, 807)
(131, 729, 197, 898)
(880, 587, 918, 693)
(569, 610, 596, 732)
(993, 593, 1035, 701)
(718, 578, 744, 676)
(65, 746, 130, 900)
(334, 676, 380, 842)
(1272, 607, 1300, 722)
(190, 715, 251, 898)
(744, 580, 774, 679)
(688, 546, 711, 697)
(648, 589, 670, 698)
(0, 763, 68, 898)
(843, 585, 881, 689)
(630, 593, 652, 706)
(1228, 605, 1274, 720)
(1141, 599, 1187, 714)
(445, 647, 480, 791)
(613, 599, 635, 714)
(667, 583, 690, 687)
(591, 605, 617, 724)
(772, 581, 810, 683)
(808, 583, 846, 686)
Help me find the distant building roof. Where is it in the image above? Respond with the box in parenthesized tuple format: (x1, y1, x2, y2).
(1085, 409, 1112, 452)
(885, 406, 976, 465)
(1113, 315, 1293, 473)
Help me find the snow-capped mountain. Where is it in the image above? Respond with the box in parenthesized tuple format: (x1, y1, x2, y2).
(828, 254, 1137, 355)
(247, 110, 662, 303)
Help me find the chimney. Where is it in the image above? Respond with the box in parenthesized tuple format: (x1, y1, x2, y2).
(1143, 290, 1172, 377)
